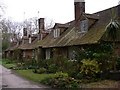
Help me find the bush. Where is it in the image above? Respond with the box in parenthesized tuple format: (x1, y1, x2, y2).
(48, 64, 58, 73)
(116, 58, 120, 70)
(76, 72, 83, 80)
(33, 68, 38, 73)
(54, 72, 68, 78)
(41, 72, 80, 88)
(37, 68, 47, 74)
(79, 59, 100, 80)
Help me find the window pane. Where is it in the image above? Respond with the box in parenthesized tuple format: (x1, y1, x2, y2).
(46, 49, 50, 59)
(80, 20, 88, 32)
(54, 29, 60, 38)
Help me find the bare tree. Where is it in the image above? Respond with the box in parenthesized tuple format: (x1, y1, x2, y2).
(24, 17, 38, 35)
(45, 18, 54, 30)
(1, 18, 23, 51)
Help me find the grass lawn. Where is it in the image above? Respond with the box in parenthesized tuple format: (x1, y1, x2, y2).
(3, 63, 16, 69)
(1, 59, 120, 88)
(2, 59, 16, 69)
(15, 69, 120, 88)
(16, 69, 55, 83)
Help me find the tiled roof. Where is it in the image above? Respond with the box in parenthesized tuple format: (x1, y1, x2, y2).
(37, 5, 120, 48)
(5, 5, 120, 51)
(18, 39, 38, 50)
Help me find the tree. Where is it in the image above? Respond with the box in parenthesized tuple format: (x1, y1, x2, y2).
(24, 17, 38, 34)
(0, 3, 5, 20)
(105, 10, 120, 71)
(1, 19, 23, 52)
(45, 18, 54, 30)
(0, 2, 6, 53)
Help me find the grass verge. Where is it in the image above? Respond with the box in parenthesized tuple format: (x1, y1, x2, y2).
(2, 59, 16, 69)
(16, 70, 120, 88)
(3, 63, 16, 69)
(16, 69, 55, 83)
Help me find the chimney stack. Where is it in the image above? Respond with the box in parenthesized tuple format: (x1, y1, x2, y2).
(74, 0, 85, 21)
(38, 18, 46, 40)
(38, 18, 45, 34)
(23, 28, 27, 36)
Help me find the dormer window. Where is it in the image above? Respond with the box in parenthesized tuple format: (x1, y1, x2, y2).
(53, 29, 60, 38)
(80, 19, 88, 33)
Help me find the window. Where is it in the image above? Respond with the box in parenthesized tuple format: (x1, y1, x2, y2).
(68, 48, 76, 61)
(23, 51, 26, 57)
(32, 50, 35, 58)
(46, 49, 50, 59)
(54, 29, 60, 38)
(80, 19, 88, 33)
(29, 37, 32, 44)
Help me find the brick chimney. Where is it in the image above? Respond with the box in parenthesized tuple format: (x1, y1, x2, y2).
(74, 0, 85, 21)
(38, 18, 45, 34)
(23, 28, 27, 36)
(38, 18, 48, 40)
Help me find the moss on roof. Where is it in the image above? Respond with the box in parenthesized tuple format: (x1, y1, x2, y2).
(40, 5, 120, 48)
(18, 39, 38, 50)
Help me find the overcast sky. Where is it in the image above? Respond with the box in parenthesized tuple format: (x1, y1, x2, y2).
(1, 0, 119, 23)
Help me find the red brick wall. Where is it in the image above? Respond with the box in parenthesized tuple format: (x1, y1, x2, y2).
(53, 47, 68, 59)
(24, 50, 33, 59)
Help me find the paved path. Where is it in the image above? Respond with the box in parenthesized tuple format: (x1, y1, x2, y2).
(0, 65, 49, 89)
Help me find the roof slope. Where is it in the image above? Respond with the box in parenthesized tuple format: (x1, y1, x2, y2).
(41, 5, 120, 48)
(18, 38, 38, 50)
(36, 22, 75, 48)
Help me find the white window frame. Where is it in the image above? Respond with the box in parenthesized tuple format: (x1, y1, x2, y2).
(54, 29, 60, 38)
(46, 49, 50, 59)
(23, 51, 26, 57)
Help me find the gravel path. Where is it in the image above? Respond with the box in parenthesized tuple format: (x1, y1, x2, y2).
(0, 65, 49, 89)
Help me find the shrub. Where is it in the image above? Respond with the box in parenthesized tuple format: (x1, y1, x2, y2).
(54, 72, 68, 78)
(33, 68, 38, 73)
(48, 64, 58, 73)
(79, 59, 100, 79)
(76, 72, 83, 80)
(116, 57, 120, 70)
(41, 72, 80, 88)
(37, 68, 47, 74)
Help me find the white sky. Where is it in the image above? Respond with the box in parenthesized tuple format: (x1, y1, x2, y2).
(1, 0, 119, 23)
